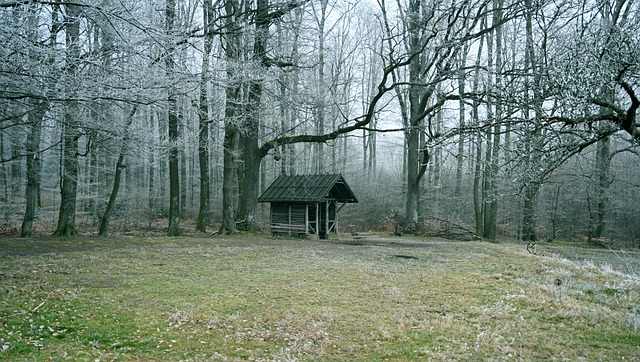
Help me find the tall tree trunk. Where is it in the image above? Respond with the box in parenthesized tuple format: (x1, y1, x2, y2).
(277, 20, 289, 175)
(88, 127, 99, 225)
(432, 105, 443, 214)
(482, 125, 494, 239)
(288, 8, 303, 176)
(287, 6, 303, 177)
(21, 3, 52, 236)
(455, 49, 467, 198)
(0, 134, 7, 227)
(99, 107, 137, 235)
(472, 16, 486, 236)
(279, 80, 288, 175)
(521, 185, 539, 241)
(550, 184, 561, 241)
(313, 0, 328, 174)
(367, 41, 381, 179)
(520, 0, 543, 241)
(237, 0, 268, 231)
(10, 124, 22, 203)
(368, 125, 377, 179)
(196, 0, 215, 232)
(238, 135, 260, 230)
(219, 0, 242, 234)
(405, 124, 422, 229)
(148, 111, 157, 222)
(404, 0, 424, 230)
(54, 114, 80, 235)
(220, 126, 238, 234)
(593, 135, 611, 238)
(591, 84, 616, 240)
(53, 5, 81, 237)
(180, 115, 187, 216)
(380, 0, 410, 200)
(590, 0, 618, 238)
(166, 0, 181, 236)
(21, 101, 46, 237)
(473, 133, 484, 235)
(482, 2, 503, 241)
(361, 47, 374, 178)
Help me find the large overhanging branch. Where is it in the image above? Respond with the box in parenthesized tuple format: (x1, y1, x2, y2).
(0, 1, 68, 7)
(176, 0, 309, 47)
(416, 146, 430, 183)
(0, 140, 62, 163)
(258, 87, 487, 160)
(544, 114, 619, 128)
(0, 0, 242, 57)
(617, 79, 639, 139)
(547, 67, 640, 143)
(0, 1, 151, 34)
(547, 100, 638, 143)
(526, 126, 620, 188)
(0, 90, 169, 107)
(256, 0, 518, 160)
(257, 53, 417, 159)
(259, 0, 308, 24)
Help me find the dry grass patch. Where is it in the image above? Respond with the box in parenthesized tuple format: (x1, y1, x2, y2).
(0, 235, 638, 361)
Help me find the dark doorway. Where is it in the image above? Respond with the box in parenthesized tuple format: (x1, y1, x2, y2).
(319, 202, 327, 239)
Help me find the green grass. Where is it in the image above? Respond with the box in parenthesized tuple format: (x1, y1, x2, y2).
(1, 235, 638, 360)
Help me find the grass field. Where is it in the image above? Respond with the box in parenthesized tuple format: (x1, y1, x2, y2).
(1, 234, 639, 361)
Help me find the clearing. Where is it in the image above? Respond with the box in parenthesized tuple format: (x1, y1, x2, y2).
(1, 235, 639, 361)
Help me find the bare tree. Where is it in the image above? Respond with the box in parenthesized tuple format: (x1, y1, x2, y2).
(53, 4, 82, 237)
(98, 107, 137, 235)
(17, 3, 57, 236)
(165, 0, 181, 236)
(378, 0, 515, 231)
(219, 0, 243, 235)
(196, 0, 217, 232)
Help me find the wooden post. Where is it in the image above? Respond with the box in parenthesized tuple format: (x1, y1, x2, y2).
(305, 203, 309, 234)
(324, 201, 329, 239)
(288, 204, 292, 236)
(334, 201, 339, 235)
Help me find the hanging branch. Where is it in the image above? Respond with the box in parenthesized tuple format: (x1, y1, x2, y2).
(547, 68, 640, 144)
(257, 52, 417, 159)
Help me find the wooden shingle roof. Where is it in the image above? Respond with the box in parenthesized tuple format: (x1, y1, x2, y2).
(258, 174, 358, 203)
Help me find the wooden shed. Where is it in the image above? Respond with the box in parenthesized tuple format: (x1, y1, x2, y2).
(258, 174, 358, 239)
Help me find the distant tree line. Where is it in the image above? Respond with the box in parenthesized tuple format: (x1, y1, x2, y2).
(0, 0, 638, 247)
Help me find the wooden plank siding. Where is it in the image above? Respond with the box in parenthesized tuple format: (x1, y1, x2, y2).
(270, 203, 308, 236)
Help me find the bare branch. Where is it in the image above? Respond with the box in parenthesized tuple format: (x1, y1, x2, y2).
(258, 52, 418, 158)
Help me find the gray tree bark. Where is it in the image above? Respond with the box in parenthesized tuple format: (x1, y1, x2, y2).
(21, 101, 46, 237)
(312, 0, 328, 174)
(593, 135, 611, 238)
(236, 0, 269, 231)
(483, 0, 503, 241)
(166, 0, 181, 236)
(53, 5, 81, 237)
(455, 49, 467, 199)
(520, 0, 543, 242)
(196, 0, 215, 232)
(219, 0, 242, 235)
(472, 16, 486, 236)
(99, 107, 137, 235)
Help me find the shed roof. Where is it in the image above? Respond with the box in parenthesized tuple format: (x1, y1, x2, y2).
(258, 174, 358, 203)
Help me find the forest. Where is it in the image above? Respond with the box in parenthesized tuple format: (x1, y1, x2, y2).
(1, 0, 639, 246)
